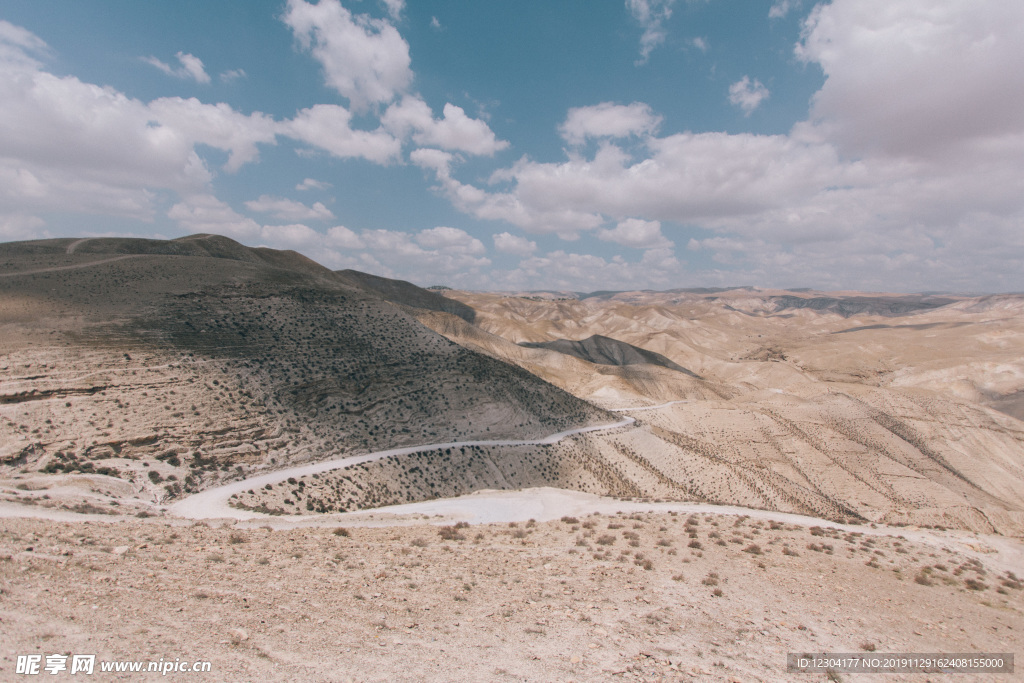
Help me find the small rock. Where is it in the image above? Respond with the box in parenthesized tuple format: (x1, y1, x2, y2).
(112, 546, 129, 555)
(229, 628, 248, 643)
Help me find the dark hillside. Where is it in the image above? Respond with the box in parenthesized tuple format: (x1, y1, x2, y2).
(0, 234, 606, 507)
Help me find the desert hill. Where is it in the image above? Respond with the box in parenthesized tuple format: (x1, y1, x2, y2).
(2, 236, 1023, 536)
(404, 287, 1024, 534)
(520, 335, 701, 378)
(0, 235, 606, 514)
(335, 269, 476, 323)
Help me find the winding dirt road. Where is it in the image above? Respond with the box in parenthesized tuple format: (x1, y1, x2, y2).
(167, 416, 636, 520)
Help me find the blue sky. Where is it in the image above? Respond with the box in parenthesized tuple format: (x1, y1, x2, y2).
(1, 1, 1022, 292)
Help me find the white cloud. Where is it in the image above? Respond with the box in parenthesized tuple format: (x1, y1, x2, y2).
(416, 226, 486, 255)
(355, 227, 492, 279)
(410, 147, 454, 175)
(282, 104, 401, 163)
(796, 0, 1024, 161)
(142, 52, 211, 84)
(690, 37, 708, 52)
(296, 177, 331, 191)
(559, 102, 662, 145)
(326, 225, 365, 249)
(169, 194, 261, 239)
(626, 0, 677, 64)
(728, 76, 770, 115)
(282, 0, 412, 110)
(0, 212, 46, 241)
(769, 0, 800, 19)
(0, 28, 280, 228)
(468, 134, 839, 230)
(493, 231, 537, 256)
(245, 195, 334, 222)
(598, 218, 672, 249)
(0, 20, 50, 68)
(147, 97, 278, 172)
(430, 16, 442, 30)
(688, 236, 751, 252)
(501, 247, 681, 291)
(380, 0, 405, 20)
(420, 0, 1024, 291)
(219, 68, 246, 83)
(382, 96, 508, 156)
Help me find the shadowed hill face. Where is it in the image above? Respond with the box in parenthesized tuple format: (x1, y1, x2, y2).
(336, 269, 476, 324)
(0, 234, 605, 507)
(520, 335, 701, 378)
(769, 295, 956, 317)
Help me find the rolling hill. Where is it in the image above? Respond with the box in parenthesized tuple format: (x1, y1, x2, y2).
(0, 235, 607, 514)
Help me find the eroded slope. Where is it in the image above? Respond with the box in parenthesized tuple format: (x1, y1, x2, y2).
(0, 235, 606, 514)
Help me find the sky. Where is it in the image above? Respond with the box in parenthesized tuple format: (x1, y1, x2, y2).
(1, 0, 1022, 293)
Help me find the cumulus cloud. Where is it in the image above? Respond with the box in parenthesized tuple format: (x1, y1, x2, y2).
(142, 52, 211, 84)
(380, 0, 405, 21)
(282, 0, 412, 110)
(326, 225, 365, 249)
(769, 0, 800, 19)
(219, 68, 246, 83)
(0, 27, 282, 231)
(167, 199, 493, 285)
(245, 195, 334, 222)
(416, 0, 1024, 291)
(146, 97, 278, 172)
(410, 147, 454, 175)
(296, 177, 331, 191)
(502, 247, 680, 291)
(728, 76, 770, 115)
(493, 232, 537, 256)
(415, 226, 485, 255)
(598, 218, 672, 249)
(627, 0, 677, 64)
(0, 20, 50, 68)
(382, 96, 508, 156)
(282, 104, 401, 163)
(169, 194, 261, 239)
(0, 211, 46, 241)
(350, 227, 492, 281)
(796, 0, 1024, 161)
(559, 102, 662, 145)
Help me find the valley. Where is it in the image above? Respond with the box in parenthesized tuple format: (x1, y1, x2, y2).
(1, 235, 1022, 680)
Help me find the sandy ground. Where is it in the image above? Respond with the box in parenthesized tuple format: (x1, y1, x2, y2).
(2, 503, 1022, 682)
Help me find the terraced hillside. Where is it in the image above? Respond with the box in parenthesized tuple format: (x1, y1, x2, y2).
(0, 235, 607, 514)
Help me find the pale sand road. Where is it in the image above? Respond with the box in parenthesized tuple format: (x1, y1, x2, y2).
(167, 416, 636, 520)
(65, 237, 90, 254)
(609, 399, 690, 412)
(171, 401, 701, 521)
(0, 253, 138, 277)
(5, 396, 1020, 575)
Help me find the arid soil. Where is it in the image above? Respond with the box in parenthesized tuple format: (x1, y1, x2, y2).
(412, 289, 1024, 535)
(2, 236, 1023, 681)
(2, 510, 1022, 682)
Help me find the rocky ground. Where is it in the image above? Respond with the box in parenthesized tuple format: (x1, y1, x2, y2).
(1, 510, 1021, 681)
